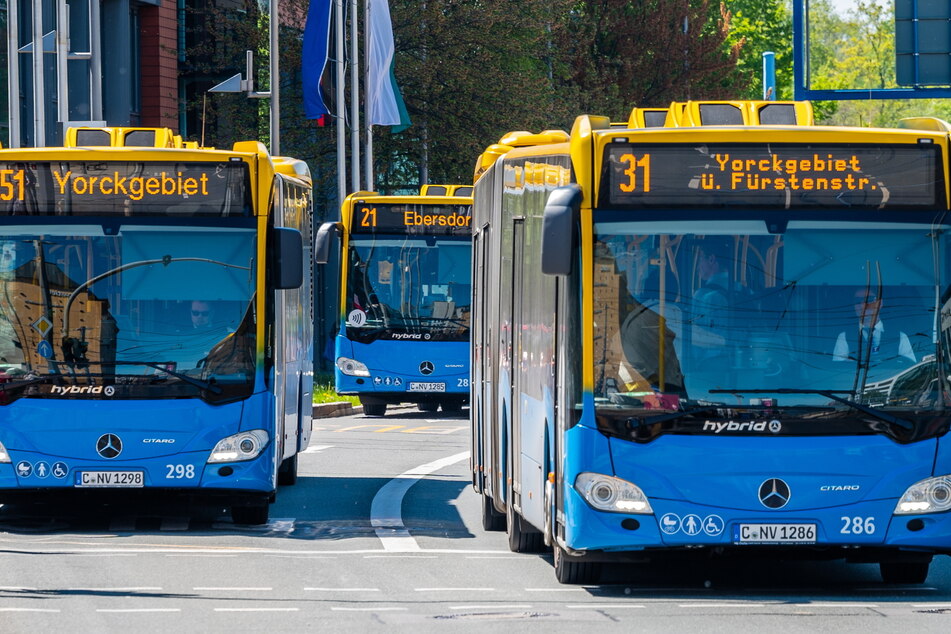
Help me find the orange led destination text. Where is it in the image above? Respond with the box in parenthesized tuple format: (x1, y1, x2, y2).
(53, 170, 211, 201)
(710, 152, 873, 192)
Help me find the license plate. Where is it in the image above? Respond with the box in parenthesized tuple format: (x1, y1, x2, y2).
(734, 523, 817, 544)
(408, 382, 446, 392)
(76, 471, 145, 488)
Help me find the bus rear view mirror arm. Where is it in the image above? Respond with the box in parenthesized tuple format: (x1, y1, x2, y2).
(273, 226, 304, 289)
(315, 221, 342, 265)
(541, 185, 582, 276)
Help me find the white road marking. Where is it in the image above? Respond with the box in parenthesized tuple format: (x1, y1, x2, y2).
(524, 588, 588, 592)
(305, 587, 381, 592)
(215, 608, 300, 612)
(64, 587, 162, 592)
(678, 603, 767, 608)
(96, 608, 182, 614)
(566, 604, 646, 609)
(370, 451, 469, 552)
(789, 603, 878, 608)
(301, 444, 333, 454)
(415, 587, 495, 592)
(331, 606, 407, 612)
(193, 587, 272, 591)
(449, 605, 532, 610)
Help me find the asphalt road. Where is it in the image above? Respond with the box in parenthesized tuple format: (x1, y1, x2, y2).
(1, 407, 950, 632)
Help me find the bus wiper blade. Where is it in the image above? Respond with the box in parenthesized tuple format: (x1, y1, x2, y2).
(628, 405, 722, 428)
(114, 361, 222, 394)
(0, 374, 58, 392)
(709, 388, 913, 431)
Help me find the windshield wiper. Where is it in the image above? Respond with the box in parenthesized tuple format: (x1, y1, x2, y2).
(114, 361, 222, 394)
(0, 374, 59, 393)
(709, 388, 913, 431)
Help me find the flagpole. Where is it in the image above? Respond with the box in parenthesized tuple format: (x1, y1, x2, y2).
(269, 0, 279, 155)
(365, 0, 374, 191)
(350, 0, 360, 192)
(335, 0, 346, 205)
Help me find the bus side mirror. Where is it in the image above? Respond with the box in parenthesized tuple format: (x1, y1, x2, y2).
(541, 185, 582, 276)
(274, 227, 303, 289)
(315, 221, 341, 265)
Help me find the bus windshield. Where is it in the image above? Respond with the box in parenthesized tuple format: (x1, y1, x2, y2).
(592, 220, 951, 413)
(0, 224, 257, 403)
(345, 234, 471, 342)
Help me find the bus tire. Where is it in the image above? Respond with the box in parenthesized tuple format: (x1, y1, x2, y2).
(440, 400, 463, 413)
(880, 559, 931, 584)
(418, 402, 439, 412)
(506, 487, 544, 553)
(232, 500, 269, 525)
(553, 544, 601, 584)
(278, 454, 298, 486)
(481, 492, 506, 532)
(363, 403, 387, 416)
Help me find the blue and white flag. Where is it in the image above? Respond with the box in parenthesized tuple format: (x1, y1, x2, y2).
(367, 0, 411, 131)
(302, 0, 333, 120)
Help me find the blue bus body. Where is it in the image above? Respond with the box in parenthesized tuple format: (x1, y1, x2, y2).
(0, 131, 314, 524)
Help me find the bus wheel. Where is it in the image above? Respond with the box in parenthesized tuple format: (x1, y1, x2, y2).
(880, 559, 931, 584)
(232, 500, 269, 526)
(482, 492, 506, 532)
(506, 487, 544, 553)
(553, 544, 601, 584)
(440, 401, 463, 413)
(363, 403, 387, 416)
(278, 454, 298, 486)
(418, 402, 439, 412)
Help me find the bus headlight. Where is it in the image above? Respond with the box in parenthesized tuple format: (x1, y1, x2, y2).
(575, 472, 653, 514)
(895, 475, 951, 514)
(336, 356, 370, 377)
(0, 440, 10, 463)
(208, 430, 269, 463)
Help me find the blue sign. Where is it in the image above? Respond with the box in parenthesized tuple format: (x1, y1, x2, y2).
(37, 340, 53, 359)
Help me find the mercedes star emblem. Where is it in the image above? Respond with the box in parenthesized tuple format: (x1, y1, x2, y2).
(419, 361, 435, 375)
(96, 433, 123, 459)
(758, 478, 791, 509)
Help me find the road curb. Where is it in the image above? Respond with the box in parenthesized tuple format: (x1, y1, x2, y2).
(312, 401, 363, 418)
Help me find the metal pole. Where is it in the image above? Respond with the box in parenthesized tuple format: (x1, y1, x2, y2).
(89, 0, 103, 121)
(762, 51, 776, 101)
(56, 0, 69, 133)
(269, 0, 280, 155)
(33, 0, 46, 146)
(350, 0, 360, 192)
(6, 0, 20, 147)
(364, 0, 373, 191)
(335, 0, 346, 205)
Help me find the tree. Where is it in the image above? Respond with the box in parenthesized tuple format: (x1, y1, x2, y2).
(722, 0, 792, 99)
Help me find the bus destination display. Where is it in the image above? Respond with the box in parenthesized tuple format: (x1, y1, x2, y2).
(603, 143, 941, 209)
(0, 161, 251, 216)
(350, 202, 472, 235)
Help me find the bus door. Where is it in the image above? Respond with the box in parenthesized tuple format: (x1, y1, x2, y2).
(472, 230, 486, 491)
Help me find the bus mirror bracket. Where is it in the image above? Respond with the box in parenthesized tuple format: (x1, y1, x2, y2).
(315, 221, 342, 265)
(541, 185, 582, 276)
(274, 227, 304, 289)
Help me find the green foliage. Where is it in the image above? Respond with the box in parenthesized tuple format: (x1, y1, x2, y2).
(722, 0, 792, 99)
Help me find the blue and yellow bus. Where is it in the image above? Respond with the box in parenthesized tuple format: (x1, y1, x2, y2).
(0, 127, 313, 524)
(472, 101, 951, 583)
(317, 187, 472, 416)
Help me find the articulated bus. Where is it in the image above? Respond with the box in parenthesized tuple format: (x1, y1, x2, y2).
(0, 127, 314, 525)
(317, 187, 473, 416)
(471, 101, 951, 583)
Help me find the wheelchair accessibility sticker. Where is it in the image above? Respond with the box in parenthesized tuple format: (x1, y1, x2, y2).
(660, 512, 725, 537)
